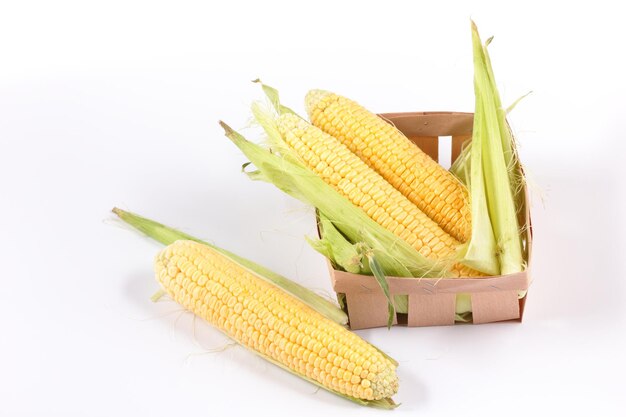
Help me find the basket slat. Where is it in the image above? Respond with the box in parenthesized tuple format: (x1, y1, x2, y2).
(345, 293, 398, 330)
(471, 290, 521, 324)
(407, 293, 456, 326)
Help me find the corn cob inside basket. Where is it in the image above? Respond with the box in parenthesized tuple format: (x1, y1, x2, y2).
(274, 113, 481, 278)
(306, 90, 472, 243)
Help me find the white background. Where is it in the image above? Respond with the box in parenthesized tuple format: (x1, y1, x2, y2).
(1, 1, 625, 416)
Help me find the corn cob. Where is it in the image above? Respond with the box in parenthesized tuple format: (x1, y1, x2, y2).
(276, 113, 480, 277)
(305, 90, 472, 243)
(155, 240, 399, 401)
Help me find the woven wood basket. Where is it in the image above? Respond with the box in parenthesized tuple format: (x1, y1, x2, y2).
(326, 112, 532, 329)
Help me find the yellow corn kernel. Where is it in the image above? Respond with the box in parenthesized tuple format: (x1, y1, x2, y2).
(306, 89, 472, 243)
(276, 114, 480, 277)
(155, 240, 399, 401)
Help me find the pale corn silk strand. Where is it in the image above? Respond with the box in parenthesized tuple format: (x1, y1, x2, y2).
(152, 294, 238, 354)
(185, 314, 238, 363)
(254, 218, 344, 302)
(155, 240, 399, 401)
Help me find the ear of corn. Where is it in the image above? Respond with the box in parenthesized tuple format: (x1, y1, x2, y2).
(252, 83, 485, 318)
(112, 207, 348, 326)
(221, 119, 447, 279)
(305, 89, 472, 243)
(156, 239, 399, 406)
(113, 207, 398, 407)
(272, 112, 480, 278)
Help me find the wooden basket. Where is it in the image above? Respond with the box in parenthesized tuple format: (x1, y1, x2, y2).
(327, 112, 532, 329)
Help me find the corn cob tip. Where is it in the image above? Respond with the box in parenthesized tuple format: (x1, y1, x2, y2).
(219, 120, 238, 139)
(304, 89, 332, 114)
(112, 207, 131, 221)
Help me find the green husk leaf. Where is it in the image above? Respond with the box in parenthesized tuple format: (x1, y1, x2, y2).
(393, 295, 408, 315)
(482, 40, 529, 233)
(307, 212, 367, 274)
(481, 37, 526, 205)
(460, 95, 500, 276)
(111, 207, 348, 326)
(306, 236, 335, 264)
(505, 91, 532, 114)
(471, 21, 524, 275)
(455, 312, 473, 322)
(336, 292, 347, 311)
(252, 78, 298, 116)
(220, 121, 449, 279)
(312, 210, 409, 316)
(250, 102, 303, 164)
(455, 293, 473, 317)
(451, 23, 527, 277)
(449, 141, 472, 184)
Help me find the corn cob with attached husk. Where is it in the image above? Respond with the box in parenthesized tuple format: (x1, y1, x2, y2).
(113, 207, 398, 407)
(305, 90, 472, 243)
(112, 207, 348, 325)
(275, 113, 480, 278)
(156, 240, 399, 405)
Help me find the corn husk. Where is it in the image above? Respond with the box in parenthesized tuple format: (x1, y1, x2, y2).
(111, 207, 348, 326)
(306, 212, 368, 275)
(252, 79, 298, 117)
(450, 139, 472, 184)
(457, 95, 500, 276)
(307, 212, 417, 322)
(112, 207, 399, 408)
(454, 22, 526, 277)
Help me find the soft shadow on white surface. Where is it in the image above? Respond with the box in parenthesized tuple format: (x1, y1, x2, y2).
(528, 172, 625, 323)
